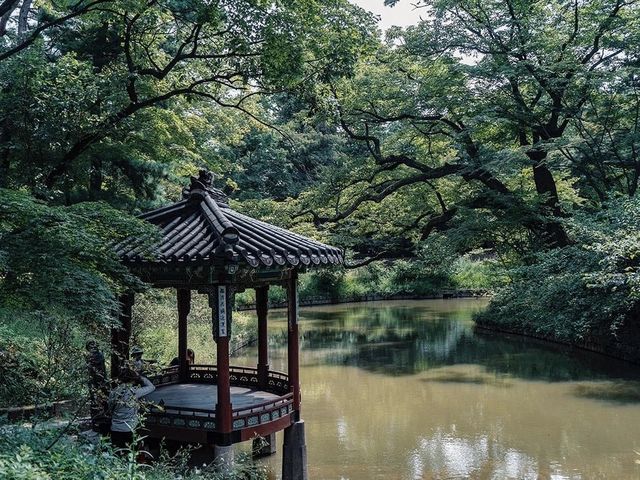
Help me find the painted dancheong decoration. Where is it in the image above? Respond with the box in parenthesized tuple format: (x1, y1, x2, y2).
(112, 170, 343, 479)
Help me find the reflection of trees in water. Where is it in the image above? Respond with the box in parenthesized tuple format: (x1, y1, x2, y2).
(277, 304, 640, 382)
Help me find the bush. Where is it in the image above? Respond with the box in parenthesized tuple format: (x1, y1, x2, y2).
(476, 198, 640, 353)
(0, 312, 93, 408)
(451, 254, 505, 290)
(475, 246, 625, 340)
(0, 424, 266, 479)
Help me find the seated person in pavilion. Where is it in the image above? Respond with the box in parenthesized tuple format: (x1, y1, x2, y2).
(169, 348, 195, 368)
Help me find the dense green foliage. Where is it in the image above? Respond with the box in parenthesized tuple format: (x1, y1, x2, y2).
(0, 22, 375, 480)
(132, 291, 258, 364)
(285, 0, 640, 358)
(0, 318, 85, 407)
(0, 189, 153, 321)
(0, 0, 375, 407)
(477, 198, 640, 348)
(0, 189, 154, 406)
(0, 424, 266, 479)
(292, 253, 498, 301)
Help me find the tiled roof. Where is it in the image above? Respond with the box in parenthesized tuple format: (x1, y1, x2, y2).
(116, 171, 343, 269)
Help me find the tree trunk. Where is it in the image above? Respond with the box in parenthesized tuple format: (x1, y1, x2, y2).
(0, 0, 19, 36)
(17, 0, 31, 35)
(529, 147, 570, 248)
(88, 157, 103, 200)
(629, 161, 640, 197)
(0, 0, 20, 37)
(0, 122, 11, 188)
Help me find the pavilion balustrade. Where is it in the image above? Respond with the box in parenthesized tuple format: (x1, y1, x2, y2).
(147, 365, 290, 393)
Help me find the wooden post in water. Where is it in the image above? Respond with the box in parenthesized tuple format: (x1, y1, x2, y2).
(282, 420, 308, 480)
(287, 273, 301, 415)
(282, 272, 307, 479)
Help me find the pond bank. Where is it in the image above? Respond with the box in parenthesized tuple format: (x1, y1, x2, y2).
(236, 289, 489, 311)
(244, 289, 640, 367)
(474, 321, 640, 366)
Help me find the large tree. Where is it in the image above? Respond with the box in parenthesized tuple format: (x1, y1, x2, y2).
(0, 0, 374, 202)
(298, 0, 639, 264)
(0, 0, 375, 374)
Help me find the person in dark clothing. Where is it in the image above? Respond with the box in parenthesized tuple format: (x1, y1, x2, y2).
(85, 340, 109, 433)
(131, 345, 144, 374)
(169, 348, 195, 367)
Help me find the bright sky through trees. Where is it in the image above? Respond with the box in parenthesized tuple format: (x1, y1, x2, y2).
(349, 0, 421, 29)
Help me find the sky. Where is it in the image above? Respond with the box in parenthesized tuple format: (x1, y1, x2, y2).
(349, 0, 423, 30)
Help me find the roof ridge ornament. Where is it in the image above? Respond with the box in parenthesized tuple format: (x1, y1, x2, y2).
(192, 169, 214, 190)
(183, 169, 229, 206)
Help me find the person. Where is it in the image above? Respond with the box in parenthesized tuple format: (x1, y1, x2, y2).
(108, 366, 156, 449)
(169, 348, 195, 367)
(130, 345, 144, 374)
(85, 340, 109, 433)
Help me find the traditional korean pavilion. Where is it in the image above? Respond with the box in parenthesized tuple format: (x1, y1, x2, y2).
(112, 170, 343, 477)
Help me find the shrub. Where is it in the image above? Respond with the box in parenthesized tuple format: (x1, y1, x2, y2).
(0, 423, 266, 480)
(0, 312, 92, 408)
(476, 198, 640, 350)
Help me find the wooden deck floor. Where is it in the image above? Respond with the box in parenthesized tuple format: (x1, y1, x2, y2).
(144, 383, 279, 411)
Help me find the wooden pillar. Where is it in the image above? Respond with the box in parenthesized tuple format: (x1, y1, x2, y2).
(217, 334, 232, 434)
(287, 273, 301, 415)
(256, 286, 269, 388)
(111, 292, 134, 379)
(177, 288, 191, 382)
(283, 277, 308, 480)
(210, 285, 233, 438)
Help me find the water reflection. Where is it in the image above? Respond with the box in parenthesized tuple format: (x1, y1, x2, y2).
(233, 299, 640, 479)
(269, 300, 639, 382)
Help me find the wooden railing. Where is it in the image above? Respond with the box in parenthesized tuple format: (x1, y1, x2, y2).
(232, 392, 294, 430)
(145, 404, 217, 431)
(148, 364, 290, 395)
(147, 365, 180, 386)
(144, 365, 292, 432)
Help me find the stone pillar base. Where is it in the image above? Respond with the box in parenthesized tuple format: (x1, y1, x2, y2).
(282, 420, 308, 480)
(252, 433, 276, 458)
(213, 444, 234, 472)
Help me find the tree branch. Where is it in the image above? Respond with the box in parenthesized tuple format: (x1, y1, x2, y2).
(0, 0, 112, 62)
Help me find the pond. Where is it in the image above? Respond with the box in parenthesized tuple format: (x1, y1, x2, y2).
(232, 298, 640, 479)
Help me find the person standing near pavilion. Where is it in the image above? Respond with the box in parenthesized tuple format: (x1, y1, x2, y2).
(108, 366, 156, 449)
(130, 345, 158, 374)
(130, 345, 144, 374)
